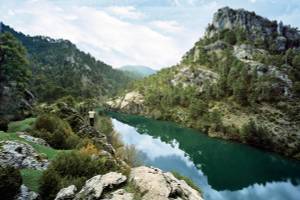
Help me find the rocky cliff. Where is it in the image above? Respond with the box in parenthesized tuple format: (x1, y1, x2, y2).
(107, 7, 300, 160)
(206, 7, 300, 52)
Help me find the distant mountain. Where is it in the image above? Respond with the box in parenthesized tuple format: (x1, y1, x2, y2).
(1, 23, 132, 101)
(119, 65, 156, 78)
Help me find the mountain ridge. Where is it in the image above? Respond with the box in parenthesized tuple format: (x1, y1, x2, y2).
(1, 23, 133, 102)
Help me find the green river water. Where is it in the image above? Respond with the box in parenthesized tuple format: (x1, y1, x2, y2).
(109, 112, 300, 200)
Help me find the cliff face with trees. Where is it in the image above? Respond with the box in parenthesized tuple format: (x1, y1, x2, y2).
(107, 7, 300, 160)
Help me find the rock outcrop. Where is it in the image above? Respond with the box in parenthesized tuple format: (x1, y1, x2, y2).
(74, 172, 127, 200)
(130, 166, 203, 200)
(55, 168, 203, 200)
(0, 141, 49, 170)
(206, 7, 300, 51)
(106, 91, 145, 115)
(55, 185, 77, 200)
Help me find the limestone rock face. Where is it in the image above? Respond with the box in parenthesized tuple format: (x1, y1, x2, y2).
(171, 66, 219, 93)
(130, 166, 203, 200)
(106, 91, 145, 114)
(55, 185, 77, 200)
(206, 7, 300, 51)
(0, 141, 49, 170)
(74, 172, 127, 200)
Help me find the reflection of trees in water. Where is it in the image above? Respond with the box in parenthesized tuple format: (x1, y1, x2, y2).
(110, 112, 300, 191)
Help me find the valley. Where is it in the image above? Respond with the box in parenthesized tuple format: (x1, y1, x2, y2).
(0, 3, 300, 200)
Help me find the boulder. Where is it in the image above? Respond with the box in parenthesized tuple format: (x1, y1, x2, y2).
(16, 185, 40, 200)
(74, 172, 127, 200)
(55, 185, 77, 200)
(0, 141, 49, 170)
(130, 166, 203, 200)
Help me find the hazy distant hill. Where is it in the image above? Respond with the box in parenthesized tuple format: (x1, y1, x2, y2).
(119, 65, 156, 78)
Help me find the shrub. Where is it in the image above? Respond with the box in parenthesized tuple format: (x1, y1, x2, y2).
(39, 168, 61, 200)
(0, 118, 9, 132)
(32, 114, 79, 149)
(39, 151, 120, 199)
(116, 145, 141, 167)
(79, 142, 100, 156)
(0, 166, 22, 199)
(95, 116, 113, 135)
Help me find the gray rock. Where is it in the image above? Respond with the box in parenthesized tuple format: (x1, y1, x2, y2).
(55, 185, 77, 200)
(17, 132, 49, 147)
(206, 7, 300, 48)
(275, 36, 287, 51)
(0, 141, 49, 170)
(102, 189, 133, 200)
(130, 166, 203, 200)
(16, 185, 39, 200)
(75, 172, 127, 200)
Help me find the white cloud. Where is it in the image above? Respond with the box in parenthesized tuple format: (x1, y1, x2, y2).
(250, 0, 257, 3)
(150, 20, 183, 33)
(107, 6, 144, 20)
(0, 0, 185, 69)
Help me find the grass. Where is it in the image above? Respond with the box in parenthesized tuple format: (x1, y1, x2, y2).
(21, 169, 43, 192)
(8, 118, 36, 132)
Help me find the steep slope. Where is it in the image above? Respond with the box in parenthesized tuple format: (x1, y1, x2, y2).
(1, 23, 132, 101)
(107, 7, 300, 160)
(119, 65, 156, 78)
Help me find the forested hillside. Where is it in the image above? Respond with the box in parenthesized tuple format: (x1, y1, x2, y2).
(1, 23, 132, 102)
(107, 7, 300, 160)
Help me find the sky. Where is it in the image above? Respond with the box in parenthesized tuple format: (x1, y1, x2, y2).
(0, 0, 300, 70)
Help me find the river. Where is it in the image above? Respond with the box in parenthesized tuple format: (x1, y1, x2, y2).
(109, 112, 300, 200)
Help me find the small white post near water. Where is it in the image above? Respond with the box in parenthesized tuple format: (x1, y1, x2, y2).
(88, 110, 96, 126)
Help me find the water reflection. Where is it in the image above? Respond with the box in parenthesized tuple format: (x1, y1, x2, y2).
(110, 113, 300, 200)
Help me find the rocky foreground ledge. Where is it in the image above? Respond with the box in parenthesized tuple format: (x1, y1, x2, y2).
(55, 166, 203, 200)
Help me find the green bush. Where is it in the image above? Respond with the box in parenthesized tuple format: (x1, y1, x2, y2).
(32, 114, 80, 149)
(0, 166, 22, 199)
(39, 151, 120, 199)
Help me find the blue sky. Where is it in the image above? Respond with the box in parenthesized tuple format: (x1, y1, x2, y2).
(0, 0, 300, 69)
